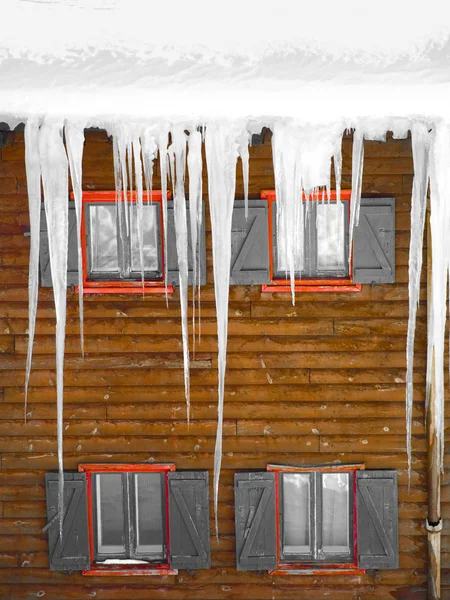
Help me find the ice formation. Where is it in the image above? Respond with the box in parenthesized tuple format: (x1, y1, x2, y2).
(406, 123, 430, 479)
(271, 122, 344, 302)
(187, 128, 204, 348)
(169, 127, 191, 420)
(65, 123, 85, 355)
(204, 122, 250, 538)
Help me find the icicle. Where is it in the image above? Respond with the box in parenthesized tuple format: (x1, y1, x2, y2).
(428, 121, 450, 473)
(271, 123, 342, 305)
(141, 126, 158, 198)
(205, 122, 243, 539)
(39, 120, 69, 540)
(239, 130, 250, 219)
(65, 121, 85, 356)
(333, 134, 343, 261)
(156, 130, 169, 299)
(24, 118, 42, 422)
(348, 129, 364, 268)
(169, 127, 191, 422)
(187, 128, 203, 351)
(406, 122, 430, 482)
(131, 132, 145, 285)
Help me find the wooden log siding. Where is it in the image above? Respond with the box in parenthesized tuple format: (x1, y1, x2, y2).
(0, 129, 443, 599)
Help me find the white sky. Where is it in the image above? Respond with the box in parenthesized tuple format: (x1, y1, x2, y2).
(1, 0, 450, 122)
(2, 0, 449, 60)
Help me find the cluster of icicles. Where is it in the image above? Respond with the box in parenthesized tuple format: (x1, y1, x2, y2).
(22, 116, 445, 539)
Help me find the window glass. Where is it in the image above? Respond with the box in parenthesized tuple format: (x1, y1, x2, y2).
(282, 473, 310, 554)
(89, 205, 119, 272)
(96, 473, 126, 554)
(135, 473, 165, 557)
(277, 204, 305, 273)
(130, 204, 160, 272)
(316, 203, 345, 271)
(322, 473, 350, 553)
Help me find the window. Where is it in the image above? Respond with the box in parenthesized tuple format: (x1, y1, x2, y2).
(44, 466, 211, 575)
(81, 191, 171, 294)
(261, 190, 361, 292)
(276, 466, 355, 569)
(234, 465, 399, 574)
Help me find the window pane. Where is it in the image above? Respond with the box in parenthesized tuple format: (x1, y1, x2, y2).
(130, 204, 159, 272)
(322, 473, 350, 553)
(316, 203, 345, 271)
(277, 204, 305, 273)
(89, 205, 119, 272)
(282, 473, 310, 554)
(96, 474, 126, 554)
(135, 473, 164, 557)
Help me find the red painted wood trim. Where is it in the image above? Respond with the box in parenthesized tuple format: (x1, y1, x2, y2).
(270, 567, 365, 576)
(268, 463, 364, 572)
(82, 567, 177, 576)
(78, 190, 172, 294)
(79, 463, 176, 473)
(261, 189, 361, 294)
(79, 463, 176, 576)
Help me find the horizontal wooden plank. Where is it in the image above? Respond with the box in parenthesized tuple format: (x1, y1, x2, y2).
(14, 334, 416, 355)
(0, 368, 310, 387)
(251, 301, 420, 319)
(0, 420, 237, 437)
(237, 418, 427, 436)
(4, 383, 422, 403)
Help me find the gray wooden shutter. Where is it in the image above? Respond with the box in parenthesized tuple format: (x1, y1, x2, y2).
(168, 471, 210, 569)
(234, 472, 276, 571)
(230, 200, 270, 285)
(166, 201, 207, 287)
(356, 470, 399, 569)
(40, 202, 79, 287)
(44, 472, 90, 572)
(353, 197, 395, 284)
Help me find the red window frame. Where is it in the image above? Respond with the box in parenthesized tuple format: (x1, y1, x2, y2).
(79, 463, 177, 576)
(78, 191, 174, 295)
(267, 463, 365, 576)
(260, 190, 361, 293)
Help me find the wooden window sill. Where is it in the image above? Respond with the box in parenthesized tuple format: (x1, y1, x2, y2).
(270, 567, 365, 576)
(262, 283, 362, 293)
(83, 566, 178, 576)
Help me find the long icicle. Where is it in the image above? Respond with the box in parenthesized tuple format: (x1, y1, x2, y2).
(348, 129, 364, 268)
(187, 128, 203, 352)
(205, 122, 242, 539)
(158, 129, 170, 304)
(406, 122, 430, 481)
(24, 118, 42, 422)
(39, 120, 69, 540)
(131, 132, 145, 286)
(428, 122, 450, 473)
(169, 127, 191, 422)
(65, 121, 86, 356)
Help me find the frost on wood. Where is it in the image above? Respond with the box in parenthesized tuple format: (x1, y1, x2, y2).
(271, 122, 343, 303)
(205, 122, 247, 538)
(406, 123, 430, 480)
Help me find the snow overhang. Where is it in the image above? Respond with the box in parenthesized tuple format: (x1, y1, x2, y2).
(1, 0, 450, 124)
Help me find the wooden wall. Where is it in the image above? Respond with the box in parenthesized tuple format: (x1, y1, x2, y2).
(0, 129, 445, 599)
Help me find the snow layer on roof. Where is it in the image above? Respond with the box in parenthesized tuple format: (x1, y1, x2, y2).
(1, 0, 450, 122)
